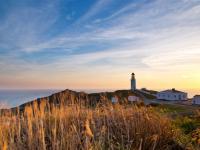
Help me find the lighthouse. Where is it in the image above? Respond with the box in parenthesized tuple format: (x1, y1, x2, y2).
(131, 73, 136, 91)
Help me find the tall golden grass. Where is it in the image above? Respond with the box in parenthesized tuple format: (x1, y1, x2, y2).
(0, 101, 181, 150)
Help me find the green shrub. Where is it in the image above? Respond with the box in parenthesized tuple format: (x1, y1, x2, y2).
(174, 117, 198, 134)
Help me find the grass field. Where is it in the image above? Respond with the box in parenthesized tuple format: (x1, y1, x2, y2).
(0, 101, 199, 150)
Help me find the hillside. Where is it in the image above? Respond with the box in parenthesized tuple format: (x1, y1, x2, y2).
(0, 89, 143, 114)
(0, 89, 200, 149)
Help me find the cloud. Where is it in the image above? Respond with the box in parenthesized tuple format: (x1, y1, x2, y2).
(0, 0, 200, 89)
(0, 1, 60, 51)
(74, 0, 114, 24)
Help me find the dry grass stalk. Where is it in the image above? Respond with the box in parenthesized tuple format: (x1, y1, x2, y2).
(0, 102, 181, 150)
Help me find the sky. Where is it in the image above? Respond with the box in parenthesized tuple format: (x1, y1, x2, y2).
(0, 0, 200, 92)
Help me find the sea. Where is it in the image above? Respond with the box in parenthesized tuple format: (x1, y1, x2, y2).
(0, 89, 113, 108)
(0, 89, 199, 108)
(0, 89, 62, 108)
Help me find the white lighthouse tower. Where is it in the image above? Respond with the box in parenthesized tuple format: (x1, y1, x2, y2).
(131, 73, 136, 91)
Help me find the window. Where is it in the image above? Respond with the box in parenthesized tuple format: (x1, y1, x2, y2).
(179, 95, 182, 100)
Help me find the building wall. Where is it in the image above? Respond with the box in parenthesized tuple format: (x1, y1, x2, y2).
(193, 97, 200, 105)
(128, 96, 139, 102)
(157, 92, 187, 101)
(111, 97, 118, 103)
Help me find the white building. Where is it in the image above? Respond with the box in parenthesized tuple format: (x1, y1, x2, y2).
(128, 96, 140, 102)
(157, 88, 187, 101)
(111, 96, 118, 103)
(131, 73, 136, 91)
(192, 95, 200, 105)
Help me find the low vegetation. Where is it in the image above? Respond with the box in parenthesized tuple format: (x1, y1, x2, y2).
(0, 101, 183, 150)
(152, 103, 200, 149)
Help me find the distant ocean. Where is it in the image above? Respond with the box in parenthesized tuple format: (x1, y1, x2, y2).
(184, 89, 200, 98)
(0, 89, 62, 108)
(0, 89, 113, 108)
(0, 89, 199, 108)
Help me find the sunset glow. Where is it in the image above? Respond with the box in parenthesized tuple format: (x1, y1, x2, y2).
(0, 0, 200, 94)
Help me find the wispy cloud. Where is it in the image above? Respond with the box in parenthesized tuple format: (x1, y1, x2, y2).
(0, 0, 200, 89)
(0, 1, 60, 51)
(74, 0, 114, 24)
